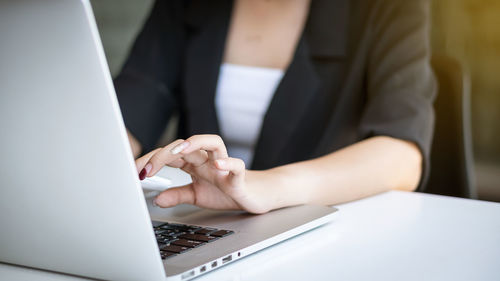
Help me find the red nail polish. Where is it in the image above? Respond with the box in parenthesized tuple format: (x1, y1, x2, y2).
(139, 168, 147, 180)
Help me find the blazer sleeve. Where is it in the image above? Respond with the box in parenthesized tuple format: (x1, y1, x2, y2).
(358, 0, 437, 190)
(114, 0, 186, 154)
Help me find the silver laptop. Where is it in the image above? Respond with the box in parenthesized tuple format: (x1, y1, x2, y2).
(0, 0, 337, 280)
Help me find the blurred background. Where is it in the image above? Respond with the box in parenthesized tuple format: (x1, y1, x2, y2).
(90, 0, 500, 202)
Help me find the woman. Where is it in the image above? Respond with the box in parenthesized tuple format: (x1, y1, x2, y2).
(115, 0, 436, 214)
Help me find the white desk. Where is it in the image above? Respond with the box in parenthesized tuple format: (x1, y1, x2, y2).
(2, 191, 500, 281)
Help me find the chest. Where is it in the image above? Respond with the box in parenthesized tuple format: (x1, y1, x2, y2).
(180, 0, 359, 168)
(222, 0, 310, 69)
(214, 63, 284, 165)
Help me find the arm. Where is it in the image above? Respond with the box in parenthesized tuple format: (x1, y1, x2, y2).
(115, 0, 186, 155)
(135, 134, 421, 214)
(260, 0, 434, 207)
(249, 136, 422, 210)
(359, 0, 436, 191)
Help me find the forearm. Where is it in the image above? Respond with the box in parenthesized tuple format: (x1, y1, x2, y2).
(255, 136, 422, 210)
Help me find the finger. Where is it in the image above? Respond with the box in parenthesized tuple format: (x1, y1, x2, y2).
(168, 158, 186, 169)
(180, 161, 228, 185)
(171, 134, 228, 161)
(181, 150, 228, 184)
(182, 150, 209, 167)
(214, 157, 246, 187)
(153, 184, 195, 208)
(146, 139, 186, 176)
(135, 148, 161, 173)
(214, 157, 245, 176)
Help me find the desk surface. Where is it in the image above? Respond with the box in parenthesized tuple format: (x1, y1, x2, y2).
(2, 191, 500, 281)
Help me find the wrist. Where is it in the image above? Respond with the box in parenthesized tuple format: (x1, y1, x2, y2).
(271, 165, 311, 207)
(245, 166, 309, 212)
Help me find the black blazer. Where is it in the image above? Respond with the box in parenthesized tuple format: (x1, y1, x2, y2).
(114, 0, 436, 190)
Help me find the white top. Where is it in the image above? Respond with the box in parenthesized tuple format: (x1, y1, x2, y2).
(215, 63, 284, 167)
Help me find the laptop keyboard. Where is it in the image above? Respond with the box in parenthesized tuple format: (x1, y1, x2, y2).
(154, 223, 234, 259)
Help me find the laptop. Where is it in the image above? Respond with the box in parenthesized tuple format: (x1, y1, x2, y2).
(0, 0, 337, 280)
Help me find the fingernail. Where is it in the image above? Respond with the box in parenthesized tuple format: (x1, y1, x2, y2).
(218, 170, 230, 177)
(139, 168, 147, 180)
(152, 197, 159, 207)
(215, 159, 226, 169)
(139, 163, 152, 180)
(144, 163, 152, 176)
(171, 141, 189, 154)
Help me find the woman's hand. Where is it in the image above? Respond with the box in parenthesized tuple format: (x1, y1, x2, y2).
(135, 135, 272, 214)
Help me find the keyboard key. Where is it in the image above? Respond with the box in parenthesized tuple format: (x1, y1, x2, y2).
(154, 222, 231, 258)
(157, 237, 178, 244)
(210, 230, 234, 237)
(157, 233, 177, 239)
(160, 251, 176, 259)
(169, 223, 202, 232)
(166, 231, 186, 237)
(194, 228, 217, 235)
(161, 244, 191, 254)
(160, 227, 185, 233)
(156, 234, 170, 240)
(159, 223, 198, 233)
(179, 234, 218, 242)
(159, 224, 183, 231)
(154, 229, 168, 235)
(172, 239, 204, 248)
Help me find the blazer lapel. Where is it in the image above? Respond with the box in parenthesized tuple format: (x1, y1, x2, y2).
(181, 0, 349, 169)
(252, 0, 349, 169)
(251, 38, 320, 169)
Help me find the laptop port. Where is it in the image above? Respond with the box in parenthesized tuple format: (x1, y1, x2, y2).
(181, 270, 195, 280)
(211, 261, 218, 268)
(200, 266, 207, 273)
(222, 255, 232, 264)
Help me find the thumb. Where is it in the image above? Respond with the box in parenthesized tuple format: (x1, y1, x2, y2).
(154, 184, 195, 208)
